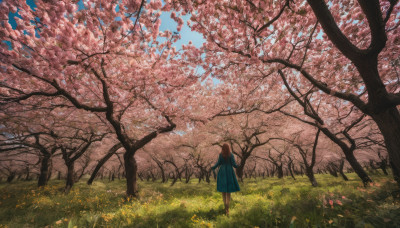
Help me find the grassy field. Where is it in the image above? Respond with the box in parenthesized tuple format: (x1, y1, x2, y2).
(0, 173, 399, 228)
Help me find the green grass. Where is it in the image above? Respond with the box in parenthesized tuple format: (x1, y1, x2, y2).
(0, 173, 399, 227)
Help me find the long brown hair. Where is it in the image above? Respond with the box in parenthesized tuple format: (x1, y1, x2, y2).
(221, 143, 231, 159)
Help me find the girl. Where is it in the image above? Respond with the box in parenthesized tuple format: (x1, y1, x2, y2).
(211, 144, 240, 216)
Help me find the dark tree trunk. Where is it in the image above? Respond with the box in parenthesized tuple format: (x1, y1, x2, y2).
(339, 159, 349, 181)
(305, 168, 318, 187)
(344, 151, 371, 185)
(379, 162, 388, 175)
(47, 160, 53, 181)
(38, 155, 51, 187)
(185, 167, 192, 183)
(25, 167, 31, 181)
(47, 167, 52, 181)
(327, 165, 338, 177)
(270, 166, 276, 177)
(236, 165, 244, 182)
(198, 172, 203, 183)
(87, 144, 122, 185)
(276, 165, 283, 179)
(369, 160, 377, 174)
(124, 152, 138, 197)
(339, 170, 349, 181)
(150, 170, 156, 181)
(159, 166, 166, 183)
(288, 162, 296, 180)
(170, 176, 177, 186)
(205, 170, 211, 183)
(7, 172, 15, 183)
(373, 110, 400, 185)
(185, 175, 191, 183)
(64, 162, 75, 193)
(138, 172, 144, 181)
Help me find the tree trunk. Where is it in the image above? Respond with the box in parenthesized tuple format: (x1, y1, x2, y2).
(373, 109, 400, 185)
(138, 172, 144, 181)
(47, 160, 53, 181)
(124, 152, 138, 197)
(276, 165, 283, 179)
(379, 162, 388, 175)
(150, 170, 156, 181)
(236, 165, 244, 182)
(185, 167, 192, 183)
(64, 162, 75, 193)
(288, 163, 296, 180)
(339, 169, 349, 181)
(25, 167, 30, 181)
(87, 143, 122, 185)
(47, 168, 52, 181)
(159, 166, 166, 183)
(38, 155, 51, 187)
(306, 168, 318, 187)
(7, 172, 15, 183)
(339, 159, 349, 181)
(327, 165, 338, 177)
(198, 172, 203, 183)
(344, 151, 371, 185)
(205, 170, 211, 183)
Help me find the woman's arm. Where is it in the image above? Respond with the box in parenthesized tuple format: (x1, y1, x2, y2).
(211, 154, 221, 170)
(231, 154, 238, 168)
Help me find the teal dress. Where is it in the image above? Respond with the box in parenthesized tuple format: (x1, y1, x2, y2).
(211, 153, 240, 193)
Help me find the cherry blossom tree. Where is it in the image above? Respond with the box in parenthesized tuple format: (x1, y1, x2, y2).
(277, 70, 373, 184)
(210, 114, 278, 182)
(173, 0, 400, 185)
(291, 129, 321, 186)
(0, 104, 61, 186)
(59, 128, 107, 193)
(0, 0, 201, 196)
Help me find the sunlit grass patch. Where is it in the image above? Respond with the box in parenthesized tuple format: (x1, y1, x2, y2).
(0, 173, 399, 227)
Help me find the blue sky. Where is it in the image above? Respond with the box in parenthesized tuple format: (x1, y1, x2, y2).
(4, 0, 205, 49)
(159, 12, 205, 49)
